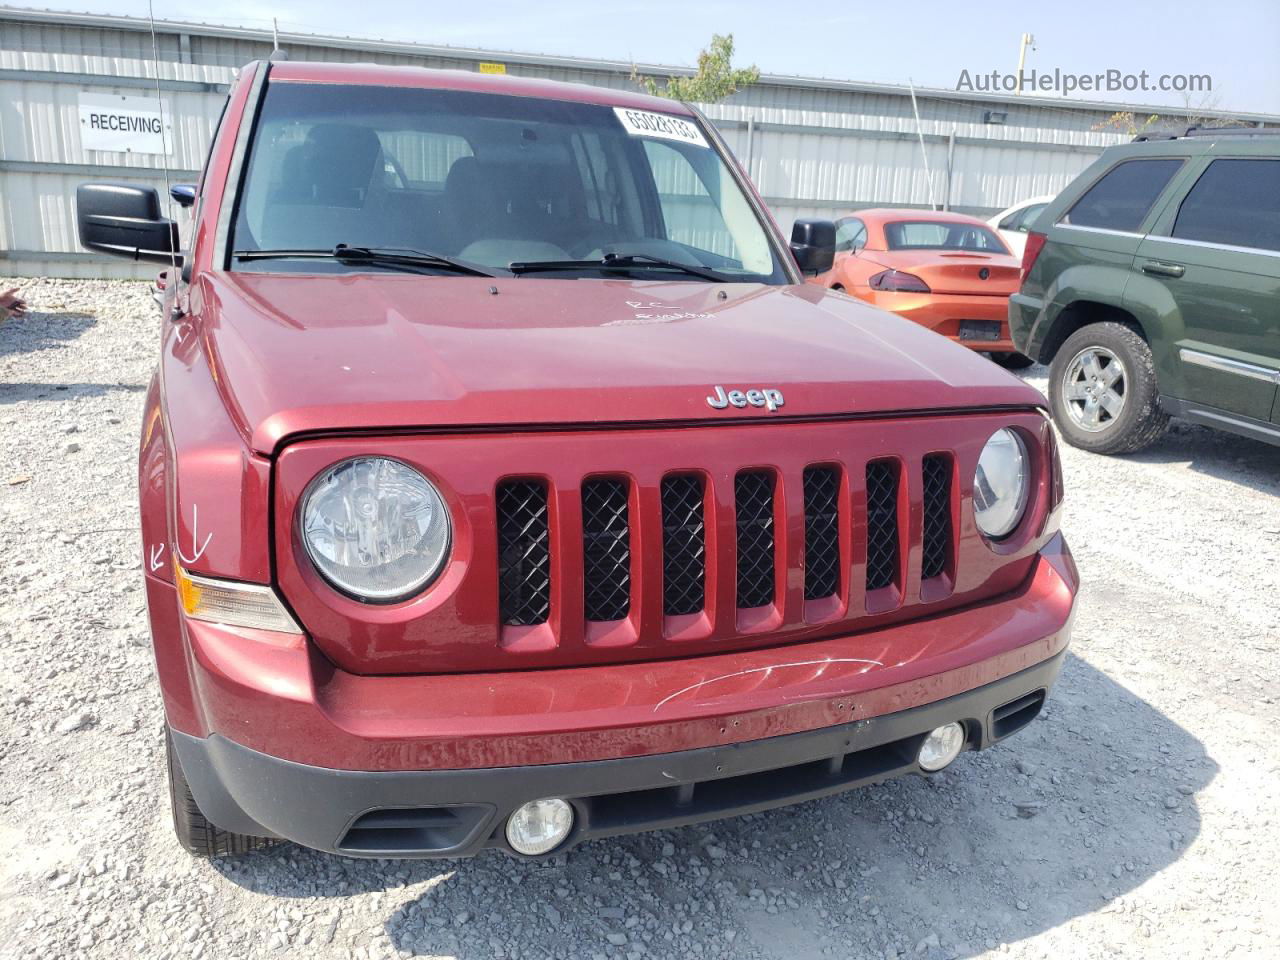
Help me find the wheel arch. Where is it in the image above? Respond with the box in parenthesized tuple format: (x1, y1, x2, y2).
(1039, 300, 1149, 364)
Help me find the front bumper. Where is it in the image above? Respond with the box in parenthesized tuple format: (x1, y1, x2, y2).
(172, 646, 1066, 858)
(158, 536, 1077, 858)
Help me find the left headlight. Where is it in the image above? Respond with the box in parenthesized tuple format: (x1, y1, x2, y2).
(973, 428, 1030, 540)
(301, 457, 451, 602)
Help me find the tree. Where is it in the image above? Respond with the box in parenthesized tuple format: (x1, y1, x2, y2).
(632, 34, 759, 104)
(1093, 92, 1238, 136)
(1093, 111, 1161, 136)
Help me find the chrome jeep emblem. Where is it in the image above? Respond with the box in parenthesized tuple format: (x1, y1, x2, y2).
(706, 385, 785, 412)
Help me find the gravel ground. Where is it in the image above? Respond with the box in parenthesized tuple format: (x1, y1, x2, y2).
(2, 276, 1278, 960)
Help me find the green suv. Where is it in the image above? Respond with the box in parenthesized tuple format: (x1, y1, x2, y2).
(1010, 128, 1280, 454)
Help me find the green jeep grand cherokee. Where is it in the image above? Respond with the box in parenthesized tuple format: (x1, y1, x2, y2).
(1009, 128, 1280, 454)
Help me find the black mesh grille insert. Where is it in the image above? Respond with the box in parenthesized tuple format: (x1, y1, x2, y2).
(865, 461, 900, 592)
(661, 475, 706, 616)
(735, 471, 776, 609)
(582, 478, 631, 622)
(921, 455, 952, 580)
(803, 466, 840, 601)
(496, 480, 551, 626)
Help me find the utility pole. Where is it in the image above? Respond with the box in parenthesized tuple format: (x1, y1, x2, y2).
(1015, 33, 1035, 94)
(907, 79, 938, 210)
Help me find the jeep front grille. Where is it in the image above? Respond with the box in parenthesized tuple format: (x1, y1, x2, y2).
(495, 456, 960, 632)
(476, 415, 1023, 666)
(496, 480, 551, 626)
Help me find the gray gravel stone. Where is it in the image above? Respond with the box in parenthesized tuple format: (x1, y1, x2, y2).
(55, 710, 95, 734)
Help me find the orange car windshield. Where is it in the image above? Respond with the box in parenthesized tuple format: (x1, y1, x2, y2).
(884, 220, 1009, 254)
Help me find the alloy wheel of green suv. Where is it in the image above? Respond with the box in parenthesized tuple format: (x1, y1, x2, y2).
(1048, 322, 1169, 454)
(1061, 346, 1125, 432)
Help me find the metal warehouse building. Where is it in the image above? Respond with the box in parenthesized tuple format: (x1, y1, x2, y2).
(3, 5, 1278, 278)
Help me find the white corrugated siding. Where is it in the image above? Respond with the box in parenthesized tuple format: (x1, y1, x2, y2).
(3, 10, 1274, 278)
(0, 167, 196, 263)
(0, 76, 223, 169)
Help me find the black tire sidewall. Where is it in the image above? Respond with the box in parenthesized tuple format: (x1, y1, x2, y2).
(165, 726, 211, 855)
(164, 728, 274, 857)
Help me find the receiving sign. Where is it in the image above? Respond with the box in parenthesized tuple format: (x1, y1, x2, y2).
(78, 93, 173, 155)
(612, 107, 709, 148)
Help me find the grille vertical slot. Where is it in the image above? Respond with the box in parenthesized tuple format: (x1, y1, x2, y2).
(582, 478, 631, 622)
(735, 471, 776, 609)
(661, 475, 706, 616)
(865, 460, 900, 592)
(496, 480, 551, 626)
(802, 466, 840, 601)
(921, 454, 952, 581)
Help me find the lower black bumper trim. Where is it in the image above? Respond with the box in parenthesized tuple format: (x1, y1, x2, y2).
(171, 648, 1066, 859)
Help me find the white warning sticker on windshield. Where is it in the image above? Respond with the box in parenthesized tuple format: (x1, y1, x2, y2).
(613, 107, 709, 148)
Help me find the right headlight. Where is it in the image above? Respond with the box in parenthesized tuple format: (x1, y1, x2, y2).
(973, 428, 1030, 540)
(300, 457, 451, 602)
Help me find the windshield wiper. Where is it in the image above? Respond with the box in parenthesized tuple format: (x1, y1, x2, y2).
(507, 252, 729, 282)
(232, 244, 498, 278)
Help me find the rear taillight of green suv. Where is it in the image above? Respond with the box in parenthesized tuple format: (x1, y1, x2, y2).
(1020, 231, 1047, 283)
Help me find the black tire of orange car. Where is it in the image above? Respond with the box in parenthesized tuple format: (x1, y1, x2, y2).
(165, 727, 276, 858)
(1048, 321, 1170, 455)
(990, 352, 1036, 370)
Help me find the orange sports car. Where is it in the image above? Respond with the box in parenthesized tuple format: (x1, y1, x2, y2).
(812, 209, 1032, 368)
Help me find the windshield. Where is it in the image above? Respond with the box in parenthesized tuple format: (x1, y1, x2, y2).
(230, 82, 787, 283)
(883, 220, 1010, 254)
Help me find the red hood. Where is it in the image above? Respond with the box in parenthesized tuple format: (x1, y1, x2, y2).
(193, 273, 1045, 454)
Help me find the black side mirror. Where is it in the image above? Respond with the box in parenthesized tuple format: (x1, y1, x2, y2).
(169, 184, 197, 208)
(790, 219, 836, 275)
(76, 183, 181, 265)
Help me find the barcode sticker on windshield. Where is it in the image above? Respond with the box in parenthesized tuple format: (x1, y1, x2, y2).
(613, 107, 709, 148)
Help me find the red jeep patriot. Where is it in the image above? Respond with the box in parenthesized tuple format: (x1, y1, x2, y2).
(76, 61, 1076, 859)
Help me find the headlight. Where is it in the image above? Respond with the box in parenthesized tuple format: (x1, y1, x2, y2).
(973, 428, 1030, 539)
(301, 457, 451, 601)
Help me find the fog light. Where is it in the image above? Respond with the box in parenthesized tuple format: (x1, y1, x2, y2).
(505, 799, 573, 855)
(918, 722, 965, 772)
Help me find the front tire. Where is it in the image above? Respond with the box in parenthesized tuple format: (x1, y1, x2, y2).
(1048, 322, 1169, 454)
(166, 728, 276, 858)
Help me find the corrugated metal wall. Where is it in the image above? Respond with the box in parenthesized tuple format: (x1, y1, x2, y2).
(3, 7, 1275, 278)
